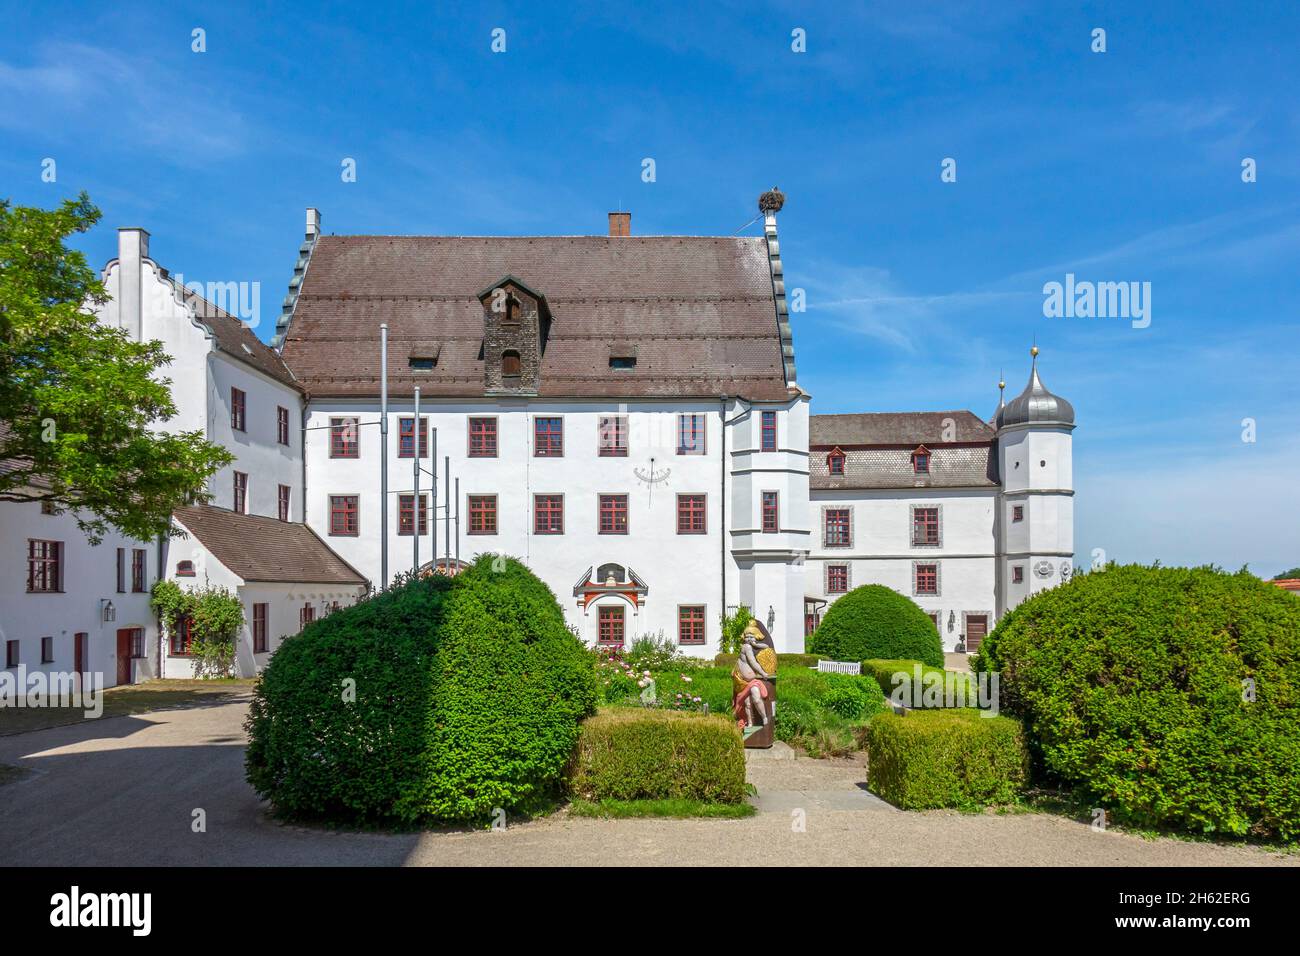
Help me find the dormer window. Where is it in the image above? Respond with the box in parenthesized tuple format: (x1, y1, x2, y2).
(410, 357, 435, 370)
(827, 449, 845, 476)
(502, 350, 522, 380)
(912, 447, 931, 474)
(609, 355, 636, 370)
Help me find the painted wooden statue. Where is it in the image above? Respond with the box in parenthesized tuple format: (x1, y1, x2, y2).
(732, 619, 777, 748)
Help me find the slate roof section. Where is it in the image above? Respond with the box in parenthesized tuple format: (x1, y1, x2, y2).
(810, 411, 996, 447)
(180, 287, 301, 391)
(809, 411, 998, 490)
(173, 504, 368, 585)
(279, 235, 791, 401)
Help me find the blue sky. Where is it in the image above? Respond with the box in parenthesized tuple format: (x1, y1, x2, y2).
(2, 1, 1297, 576)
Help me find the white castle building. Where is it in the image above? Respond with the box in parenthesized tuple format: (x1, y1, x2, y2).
(0, 197, 1074, 687)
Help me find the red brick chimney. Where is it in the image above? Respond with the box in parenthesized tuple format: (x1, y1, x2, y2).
(608, 212, 630, 237)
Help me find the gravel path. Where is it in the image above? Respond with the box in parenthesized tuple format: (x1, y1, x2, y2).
(0, 697, 1293, 867)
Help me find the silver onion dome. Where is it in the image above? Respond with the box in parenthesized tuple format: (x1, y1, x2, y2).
(998, 347, 1075, 429)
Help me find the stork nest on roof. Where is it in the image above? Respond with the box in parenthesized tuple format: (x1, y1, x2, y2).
(758, 188, 786, 214)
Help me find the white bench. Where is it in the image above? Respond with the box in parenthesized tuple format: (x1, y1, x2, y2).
(815, 660, 861, 675)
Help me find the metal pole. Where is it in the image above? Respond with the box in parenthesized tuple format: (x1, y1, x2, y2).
(413, 387, 420, 575)
(444, 454, 451, 568)
(454, 477, 460, 570)
(431, 429, 438, 571)
(380, 325, 389, 590)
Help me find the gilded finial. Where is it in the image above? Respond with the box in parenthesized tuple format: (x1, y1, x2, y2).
(1030, 345, 1039, 358)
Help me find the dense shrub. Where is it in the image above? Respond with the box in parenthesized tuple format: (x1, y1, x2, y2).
(568, 709, 747, 803)
(865, 710, 1029, 810)
(244, 572, 452, 823)
(651, 667, 733, 715)
(863, 659, 981, 708)
(807, 585, 943, 668)
(246, 557, 597, 826)
(975, 564, 1300, 842)
(713, 652, 824, 669)
(399, 557, 598, 821)
(774, 667, 889, 756)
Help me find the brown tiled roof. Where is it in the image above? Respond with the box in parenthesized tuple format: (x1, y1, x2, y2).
(280, 235, 791, 401)
(180, 287, 300, 391)
(809, 411, 998, 490)
(810, 411, 996, 447)
(1274, 578, 1300, 593)
(173, 504, 367, 585)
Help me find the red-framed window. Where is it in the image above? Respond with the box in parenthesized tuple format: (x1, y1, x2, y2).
(912, 507, 940, 546)
(231, 387, 246, 431)
(171, 616, 193, 656)
(534, 494, 564, 534)
(761, 491, 779, 533)
(253, 603, 268, 653)
(329, 495, 359, 536)
(761, 411, 777, 452)
(912, 450, 930, 474)
(398, 417, 429, 458)
(300, 603, 315, 631)
(131, 548, 146, 592)
(176, 560, 195, 577)
(128, 630, 144, 658)
(598, 415, 628, 457)
(1012, 566, 1024, 584)
(277, 406, 290, 446)
(676, 494, 706, 534)
(678, 605, 706, 645)
(6, 640, 19, 668)
(534, 417, 563, 457)
(827, 564, 849, 594)
(915, 563, 938, 595)
(598, 494, 628, 534)
(677, 413, 706, 455)
(233, 471, 248, 514)
(278, 484, 291, 521)
(26, 539, 62, 593)
(1012, 505, 1024, 522)
(330, 417, 359, 458)
(41, 636, 54, 663)
(824, 509, 851, 548)
(598, 606, 625, 647)
(116, 547, 126, 593)
(468, 417, 498, 457)
(828, 451, 845, 475)
(468, 495, 497, 534)
(398, 494, 429, 536)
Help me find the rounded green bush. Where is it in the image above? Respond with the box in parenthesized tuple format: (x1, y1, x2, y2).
(807, 584, 944, 668)
(246, 556, 597, 826)
(976, 564, 1300, 842)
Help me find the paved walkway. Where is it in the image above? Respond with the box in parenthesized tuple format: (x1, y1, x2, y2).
(0, 696, 1293, 867)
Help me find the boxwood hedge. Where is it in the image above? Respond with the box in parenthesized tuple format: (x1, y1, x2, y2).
(568, 708, 747, 803)
(808, 584, 944, 668)
(975, 564, 1300, 842)
(865, 709, 1029, 810)
(246, 556, 597, 826)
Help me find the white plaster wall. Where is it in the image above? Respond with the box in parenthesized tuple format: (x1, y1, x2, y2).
(304, 397, 810, 656)
(207, 353, 303, 519)
(0, 501, 157, 688)
(807, 487, 998, 652)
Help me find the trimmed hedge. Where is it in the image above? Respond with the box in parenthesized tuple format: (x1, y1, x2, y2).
(865, 710, 1029, 810)
(246, 556, 597, 826)
(713, 652, 824, 669)
(863, 658, 981, 708)
(568, 708, 747, 803)
(975, 564, 1300, 842)
(808, 585, 944, 668)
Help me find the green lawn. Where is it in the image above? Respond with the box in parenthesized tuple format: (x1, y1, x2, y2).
(0, 678, 257, 736)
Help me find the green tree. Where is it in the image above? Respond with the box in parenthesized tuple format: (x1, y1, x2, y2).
(1272, 568, 1300, 581)
(0, 193, 232, 543)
